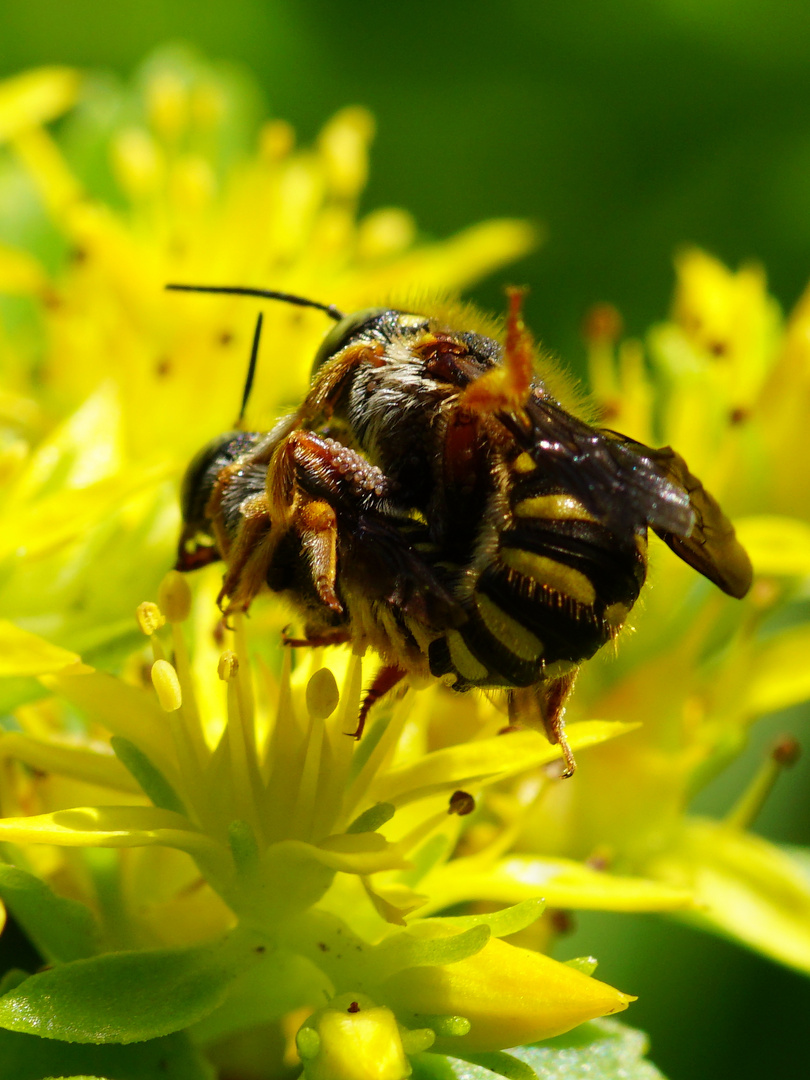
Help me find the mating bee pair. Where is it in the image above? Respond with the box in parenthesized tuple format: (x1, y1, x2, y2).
(173, 285, 752, 776)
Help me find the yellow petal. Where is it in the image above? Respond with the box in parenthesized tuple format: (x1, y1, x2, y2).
(0, 805, 230, 877)
(262, 838, 411, 880)
(381, 935, 633, 1052)
(748, 625, 810, 715)
(423, 854, 693, 914)
(369, 219, 539, 299)
(647, 817, 810, 973)
(735, 516, 810, 576)
(0, 621, 80, 676)
(298, 989, 414, 1080)
(0, 67, 80, 142)
(0, 731, 139, 793)
(298, 994, 413, 1080)
(41, 668, 176, 782)
(370, 722, 638, 805)
(0, 242, 49, 295)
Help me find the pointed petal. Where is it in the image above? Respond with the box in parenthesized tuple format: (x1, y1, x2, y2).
(0, 622, 80, 676)
(0, 731, 139, 793)
(748, 625, 810, 715)
(381, 935, 633, 1052)
(423, 855, 693, 914)
(370, 723, 637, 805)
(648, 817, 810, 973)
(0, 67, 80, 142)
(735, 516, 810, 576)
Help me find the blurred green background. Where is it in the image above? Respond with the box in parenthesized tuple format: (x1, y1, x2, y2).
(1, 2, 809, 1077)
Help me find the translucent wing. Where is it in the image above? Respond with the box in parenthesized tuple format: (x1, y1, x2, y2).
(498, 392, 752, 598)
(500, 392, 695, 536)
(631, 443, 753, 598)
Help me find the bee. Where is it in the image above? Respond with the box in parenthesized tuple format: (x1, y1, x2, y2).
(171, 284, 752, 776)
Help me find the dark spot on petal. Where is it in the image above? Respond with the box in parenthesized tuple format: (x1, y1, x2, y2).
(729, 406, 750, 425)
(317, 942, 329, 952)
(155, 357, 172, 378)
(347, 1001, 360, 1013)
(709, 339, 728, 357)
(448, 790, 475, 816)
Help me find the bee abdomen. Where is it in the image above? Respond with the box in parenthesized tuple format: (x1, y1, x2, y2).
(428, 513, 646, 691)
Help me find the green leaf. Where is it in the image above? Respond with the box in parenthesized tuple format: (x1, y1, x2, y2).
(411, 1019, 666, 1079)
(0, 1026, 214, 1080)
(0, 930, 266, 1043)
(0, 863, 99, 962)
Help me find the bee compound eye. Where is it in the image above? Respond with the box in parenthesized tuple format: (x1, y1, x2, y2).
(180, 430, 259, 528)
(309, 308, 392, 378)
(309, 307, 430, 379)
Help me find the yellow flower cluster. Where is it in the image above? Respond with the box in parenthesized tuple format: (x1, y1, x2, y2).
(1, 51, 809, 1080)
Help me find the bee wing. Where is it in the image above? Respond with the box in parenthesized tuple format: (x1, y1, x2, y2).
(502, 395, 752, 598)
(504, 394, 695, 536)
(630, 443, 753, 598)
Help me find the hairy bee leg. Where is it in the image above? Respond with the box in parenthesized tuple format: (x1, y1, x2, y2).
(350, 665, 407, 739)
(282, 428, 395, 617)
(295, 498, 344, 614)
(216, 494, 275, 613)
(508, 673, 578, 778)
(538, 672, 578, 778)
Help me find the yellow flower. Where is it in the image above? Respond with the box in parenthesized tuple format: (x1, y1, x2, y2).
(0, 576, 635, 1073)
(0, 56, 536, 663)
(0, 54, 651, 1079)
(513, 249, 810, 974)
(2, 47, 808, 1079)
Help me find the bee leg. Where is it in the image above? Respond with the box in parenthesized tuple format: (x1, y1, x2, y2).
(538, 672, 578, 778)
(216, 494, 275, 614)
(294, 498, 344, 614)
(460, 287, 534, 414)
(508, 672, 578, 778)
(281, 627, 351, 648)
(350, 665, 407, 739)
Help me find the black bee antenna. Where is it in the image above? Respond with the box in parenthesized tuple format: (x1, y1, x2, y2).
(237, 312, 263, 428)
(165, 282, 344, 321)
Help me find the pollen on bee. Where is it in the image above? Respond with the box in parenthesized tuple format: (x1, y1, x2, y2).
(151, 658, 182, 711)
(512, 452, 536, 474)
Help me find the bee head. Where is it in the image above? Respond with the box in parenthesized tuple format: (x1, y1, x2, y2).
(309, 308, 396, 377)
(176, 431, 262, 571)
